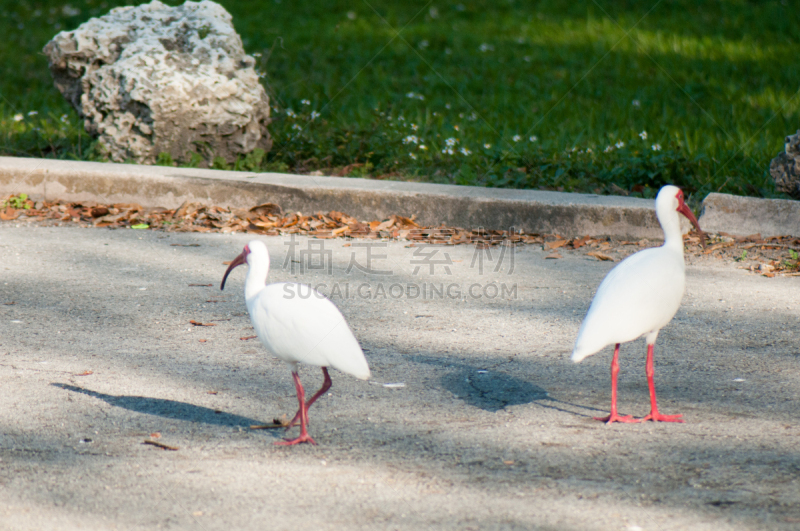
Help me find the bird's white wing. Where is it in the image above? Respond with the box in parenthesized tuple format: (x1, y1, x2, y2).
(572, 247, 686, 361)
(247, 282, 370, 379)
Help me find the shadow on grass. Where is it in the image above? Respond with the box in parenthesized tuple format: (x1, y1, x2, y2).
(52, 383, 263, 428)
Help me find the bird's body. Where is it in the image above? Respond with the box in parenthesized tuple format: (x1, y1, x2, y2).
(222, 240, 370, 445)
(572, 245, 685, 362)
(572, 185, 702, 423)
(245, 282, 370, 379)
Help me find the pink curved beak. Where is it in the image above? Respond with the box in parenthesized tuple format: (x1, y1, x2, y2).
(677, 198, 705, 247)
(220, 249, 248, 290)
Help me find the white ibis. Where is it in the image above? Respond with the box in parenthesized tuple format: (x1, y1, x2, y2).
(572, 185, 702, 424)
(221, 240, 370, 445)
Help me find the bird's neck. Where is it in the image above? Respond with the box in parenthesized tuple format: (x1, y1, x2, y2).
(244, 265, 268, 301)
(660, 213, 685, 253)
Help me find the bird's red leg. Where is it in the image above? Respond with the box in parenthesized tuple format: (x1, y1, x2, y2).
(641, 344, 684, 423)
(275, 371, 317, 446)
(595, 344, 639, 424)
(287, 367, 332, 429)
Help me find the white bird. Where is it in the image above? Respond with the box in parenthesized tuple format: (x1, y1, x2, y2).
(221, 240, 370, 445)
(572, 185, 702, 424)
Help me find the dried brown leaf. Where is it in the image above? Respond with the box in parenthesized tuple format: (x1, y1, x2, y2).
(544, 239, 567, 250)
(587, 251, 615, 261)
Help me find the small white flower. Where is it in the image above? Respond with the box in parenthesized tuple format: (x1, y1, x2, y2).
(604, 145, 614, 153)
(529, 135, 537, 142)
(512, 135, 521, 142)
(347, 11, 357, 20)
(252, 52, 262, 58)
(310, 111, 320, 120)
(454, 125, 460, 131)
(419, 145, 428, 151)
(445, 103, 451, 109)
(441, 148, 455, 155)
(301, 99, 311, 106)
(60, 114, 68, 123)
(615, 141, 625, 149)
(586, 148, 592, 153)
(468, 112, 477, 121)
(405, 92, 424, 101)
(292, 124, 302, 131)
(639, 130, 647, 140)
(484, 143, 492, 149)
(632, 100, 641, 107)
(403, 135, 419, 145)
(409, 152, 417, 160)
(459, 147, 471, 156)
(286, 109, 296, 118)
(445, 137, 458, 147)
(398, 116, 405, 122)
(411, 123, 418, 131)
(13, 114, 23, 122)
(28, 111, 38, 116)
(479, 43, 494, 52)
(652, 144, 662, 151)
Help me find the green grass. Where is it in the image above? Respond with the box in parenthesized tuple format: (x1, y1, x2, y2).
(2, 0, 800, 204)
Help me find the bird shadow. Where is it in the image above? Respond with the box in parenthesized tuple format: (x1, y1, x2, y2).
(52, 383, 263, 428)
(411, 354, 605, 416)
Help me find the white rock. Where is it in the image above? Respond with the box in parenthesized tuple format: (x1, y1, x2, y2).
(43, 0, 271, 165)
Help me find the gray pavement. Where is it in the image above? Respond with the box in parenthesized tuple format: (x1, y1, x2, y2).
(1, 224, 799, 531)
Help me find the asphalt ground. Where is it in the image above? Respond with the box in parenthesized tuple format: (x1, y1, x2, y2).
(0, 224, 799, 531)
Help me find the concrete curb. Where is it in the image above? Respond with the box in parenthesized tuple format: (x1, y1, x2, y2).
(698, 193, 800, 238)
(1, 156, 797, 238)
(0, 156, 665, 239)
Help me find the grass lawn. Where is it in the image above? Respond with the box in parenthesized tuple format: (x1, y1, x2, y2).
(1, 0, 799, 204)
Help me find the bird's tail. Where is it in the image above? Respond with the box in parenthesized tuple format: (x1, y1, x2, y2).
(571, 341, 599, 363)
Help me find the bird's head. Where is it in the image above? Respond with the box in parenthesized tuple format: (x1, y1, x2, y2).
(220, 240, 270, 290)
(657, 185, 703, 241)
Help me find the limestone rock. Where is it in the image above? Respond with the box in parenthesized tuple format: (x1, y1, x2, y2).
(43, 0, 271, 165)
(770, 130, 800, 199)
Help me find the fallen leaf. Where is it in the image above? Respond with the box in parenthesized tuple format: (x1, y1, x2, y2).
(503, 460, 515, 465)
(587, 251, 614, 261)
(544, 239, 567, 250)
(89, 206, 109, 218)
(0, 207, 19, 221)
(545, 252, 562, 259)
(150, 432, 161, 439)
(188, 283, 212, 287)
(198, 339, 207, 343)
(240, 335, 258, 341)
(572, 236, 590, 249)
(207, 391, 218, 395)
(3, 301, 15, 305)
(143, 440, 178, 451)
(131, 223, 149, 229)
(171, 243, 200, 247)
(189, 320, 216, 327)
(247, 203, 282, 219)
(73, 370, 94, 376)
